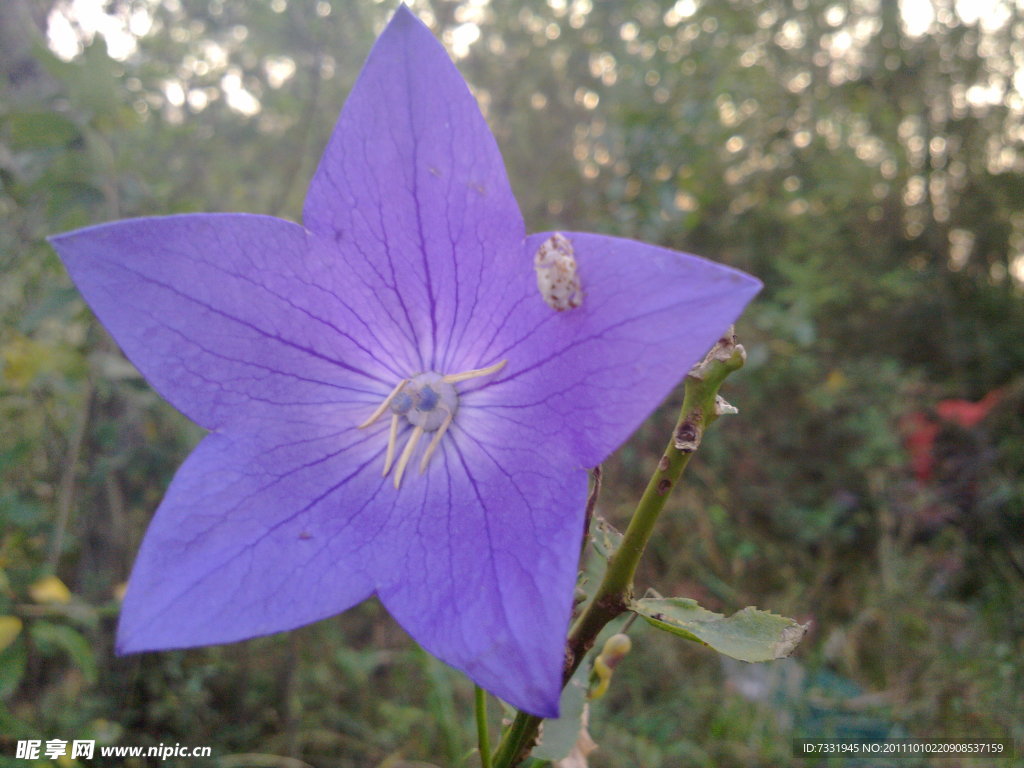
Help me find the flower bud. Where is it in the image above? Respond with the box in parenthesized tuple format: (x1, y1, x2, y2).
(588, 632, 632, 700)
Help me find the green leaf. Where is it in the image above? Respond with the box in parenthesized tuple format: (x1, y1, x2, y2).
(0, 637, 27, 699)
(45, 181, 105, 224)
(631, 597, 808, 663)
(4, 111, 81, 150)
(590, 514, 623, 561)
(576, 514, 623, 603)
(531, 658, 588, 761)
(32, 39, 121, 118)
(0, 701, 36, 739)
(28, 621, 98, 684)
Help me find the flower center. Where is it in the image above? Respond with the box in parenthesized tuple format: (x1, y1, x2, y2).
(391, 372, 458, 430)
(358, 359, 507, 488)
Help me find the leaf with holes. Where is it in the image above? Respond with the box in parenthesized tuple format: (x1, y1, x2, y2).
(633, 597, 807, 663)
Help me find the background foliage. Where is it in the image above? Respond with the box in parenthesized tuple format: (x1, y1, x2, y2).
(2, 0, 1022, 765)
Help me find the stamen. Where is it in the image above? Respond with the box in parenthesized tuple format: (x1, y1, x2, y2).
(392, 425, 424, 489)
(358, 378, 409, 429)
(419, 407, 455, 474)
(367, 361, 509, 488)
(382, 414, 400, 476)
(416, 385, 440, 411)
(441, 359, 508, 384)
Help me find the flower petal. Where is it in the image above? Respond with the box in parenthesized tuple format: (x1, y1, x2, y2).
(373, 421, 586, 718)
(475, 232, 762, 468)
(120, 397, 584, 719)
(117, 417, 384, 652)
(50, 214, 403, 431)
(303, 7, 526, 372)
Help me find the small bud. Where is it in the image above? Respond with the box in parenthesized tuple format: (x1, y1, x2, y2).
(599, 633, 632, 669)
(588, 632, 632, 700)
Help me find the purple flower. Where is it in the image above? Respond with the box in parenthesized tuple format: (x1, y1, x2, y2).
(50, 7, 760, 716)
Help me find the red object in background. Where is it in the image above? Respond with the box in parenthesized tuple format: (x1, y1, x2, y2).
(905, 412, 941, 482)
(903, 389, 1003, 482)
(935, 389, 1004, 428)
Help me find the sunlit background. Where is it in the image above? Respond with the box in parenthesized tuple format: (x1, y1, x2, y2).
(2, 1, 1022, 766)
(28, 0, 1024, 281)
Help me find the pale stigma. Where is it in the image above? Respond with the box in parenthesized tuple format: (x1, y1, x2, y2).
(359, 359, 507, 488)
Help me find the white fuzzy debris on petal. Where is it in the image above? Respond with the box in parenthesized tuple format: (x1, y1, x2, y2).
(534, 232, 582, 311)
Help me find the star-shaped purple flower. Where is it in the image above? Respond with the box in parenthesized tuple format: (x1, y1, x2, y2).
(50, 7, 760, 716)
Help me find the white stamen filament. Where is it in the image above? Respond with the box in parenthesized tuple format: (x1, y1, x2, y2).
(419, 407, 454, 474)
(441, 358, 507, 384)
(382, 413, 400, 476)
(357, 378, 409, 429)
(392, 425, 424, 489)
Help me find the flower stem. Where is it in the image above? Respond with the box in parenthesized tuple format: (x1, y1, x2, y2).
(491, 331, 747, 768)
(475, 685, 493, 768)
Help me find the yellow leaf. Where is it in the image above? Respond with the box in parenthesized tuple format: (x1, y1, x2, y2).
(0, 615, 23, 652)
(29, 575, 72, 604)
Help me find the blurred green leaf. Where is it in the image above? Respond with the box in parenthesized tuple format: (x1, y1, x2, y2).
(4, 111, 81, 150)
(632, 597, 807, 663)
(44, 181, 104, 224)
(0, 703, 36, 741)
(18, 286, 84, 334)
(0, 637, 27, 699)
(0, 490, 46, 529)
(0, 616, 22, 655)
(32, 39, 121, 118)
(28, 621, 97, 685)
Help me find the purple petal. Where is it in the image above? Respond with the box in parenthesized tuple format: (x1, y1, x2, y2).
(119, 393, 583, 717)
(50, 215, 407, 431)
(117, 417, 381, 652)
(374, 419, 586, 718)
(303, 6, 526, 373)
(473, 232, 762, 468)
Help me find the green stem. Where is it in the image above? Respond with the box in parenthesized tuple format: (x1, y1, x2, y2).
(475, 685, 492, 768)
(491, 332, 747, 768)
